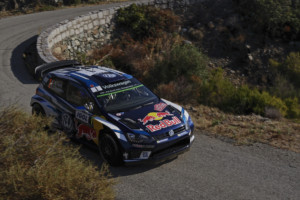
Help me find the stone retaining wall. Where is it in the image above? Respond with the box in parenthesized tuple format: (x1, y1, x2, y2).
(37, 0, 203, 64)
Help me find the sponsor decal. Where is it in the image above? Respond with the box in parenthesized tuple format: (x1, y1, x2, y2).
(61, 113, 74, 132)
(154, 102, 167, 111)
(76, 124, 96, 140)
(75, 110, 89, 124)
(97, 84, 143, 97)
(90, 85, 103, 93)
(146, 116, 182, 132)
(102, 80, 131, 90)
(139, 112, 173, 125)
(102, 73, 116, 78)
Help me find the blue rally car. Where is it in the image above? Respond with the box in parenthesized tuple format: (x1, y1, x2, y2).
(31, 60, 195, 166)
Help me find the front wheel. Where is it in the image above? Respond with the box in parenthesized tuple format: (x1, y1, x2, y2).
(32, 104, 45, 116)
(99, 133, 123, 166)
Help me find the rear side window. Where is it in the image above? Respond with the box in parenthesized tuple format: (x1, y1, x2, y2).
(66, 81, 98, 113)
(47, 77, 66, 97)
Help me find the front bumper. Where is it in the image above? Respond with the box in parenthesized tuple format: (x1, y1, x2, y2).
(123, 132, 195, 165)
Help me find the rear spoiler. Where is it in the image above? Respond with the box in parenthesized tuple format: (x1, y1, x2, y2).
(35, 60, 81, 81)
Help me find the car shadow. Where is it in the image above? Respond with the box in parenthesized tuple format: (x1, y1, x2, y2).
(77, 143, 176, 178)
(10, 35, 39, 84)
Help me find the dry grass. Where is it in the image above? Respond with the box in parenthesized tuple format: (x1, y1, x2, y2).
(0, 107, 115, 200)
(187, 104, 300, 152)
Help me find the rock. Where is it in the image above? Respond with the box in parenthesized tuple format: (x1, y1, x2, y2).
(189, 106, 197, 112)
(183, 40, 192, 45)
(189, 29, 204, 41)
(208, 21, 215, 29)
(208, 62, 214, 67)
(53, 47, 62, 55)
(295, 42, 300, 48)
(181, 28, 188, 33)
(195, 23, 201, 28)
(248, 54, 253, 61)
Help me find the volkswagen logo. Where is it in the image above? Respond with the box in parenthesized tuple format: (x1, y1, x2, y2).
(102, 73, 116, 78)
(168, 130, 174, 137)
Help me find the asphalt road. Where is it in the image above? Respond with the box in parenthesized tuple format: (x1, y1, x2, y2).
(0, 3, 299, 200)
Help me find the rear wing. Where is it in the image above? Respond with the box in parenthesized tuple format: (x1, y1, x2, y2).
(35, 60, 81, 81)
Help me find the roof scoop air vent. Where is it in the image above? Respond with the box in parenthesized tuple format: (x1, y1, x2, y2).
(92, 72, 125, 83)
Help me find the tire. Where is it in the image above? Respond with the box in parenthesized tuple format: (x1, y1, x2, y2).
(99, 133, 123, 166)
(32, 104, 45, 116)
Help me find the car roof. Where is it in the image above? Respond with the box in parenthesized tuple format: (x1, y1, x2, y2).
(49, 65, 133, 92)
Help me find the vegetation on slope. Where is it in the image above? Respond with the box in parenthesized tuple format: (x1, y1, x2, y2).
(234, 0, 300, 40)
(50, 3, 300, 150)
(0, 108, 115, 200)
(85, 4, 300, 119)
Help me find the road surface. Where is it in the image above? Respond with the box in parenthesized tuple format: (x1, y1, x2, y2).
(0, 3, 299, 200)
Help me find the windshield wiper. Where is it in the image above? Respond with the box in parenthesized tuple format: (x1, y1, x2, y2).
(142, 101, 154, 107)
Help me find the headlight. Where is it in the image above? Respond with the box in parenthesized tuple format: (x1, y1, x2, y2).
(127, 133, 155, 144)
(181, 109, 191, 130)
(185, 120, 189, 130)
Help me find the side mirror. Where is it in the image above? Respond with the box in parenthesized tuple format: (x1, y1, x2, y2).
(84, 102, 94, 112)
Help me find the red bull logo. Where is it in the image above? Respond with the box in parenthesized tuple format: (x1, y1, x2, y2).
(139, 112, 173, 125)
(76, 124, 96, 140)
(146, 116, 182, 132)
(154, 102, 167, 111)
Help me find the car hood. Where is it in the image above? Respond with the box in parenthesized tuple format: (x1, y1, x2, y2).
(113, 100, 184, 135)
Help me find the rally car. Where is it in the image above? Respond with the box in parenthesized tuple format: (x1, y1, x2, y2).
(31, 60, 195, 166)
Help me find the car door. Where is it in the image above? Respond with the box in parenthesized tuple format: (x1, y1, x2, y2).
(65, 80, 101, 144)
(45, 76, 75, 128)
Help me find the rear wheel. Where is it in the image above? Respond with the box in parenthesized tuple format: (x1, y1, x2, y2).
(99, 133, 123, 166)
(32, 104, 45, 116)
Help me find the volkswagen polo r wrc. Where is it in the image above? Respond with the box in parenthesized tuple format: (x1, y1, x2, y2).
(31, 60, 195, 166)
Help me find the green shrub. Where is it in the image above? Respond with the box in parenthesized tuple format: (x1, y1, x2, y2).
(284, 52, 300, 87)
(152, 43, 208, 86)
(0, 108, 115, 200)
(116, 4, 180, 39)
(235, 0, 300, 40)
(199, 68, 236, 110)
(285, 97, 300, 118)
(199, 68, 291, 117)
(269, 52, 300, 95)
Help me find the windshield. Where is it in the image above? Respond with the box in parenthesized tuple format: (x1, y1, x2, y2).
(96, 78, 159, 112)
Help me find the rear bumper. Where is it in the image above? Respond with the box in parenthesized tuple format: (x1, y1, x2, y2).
(123, 134, 195, 166)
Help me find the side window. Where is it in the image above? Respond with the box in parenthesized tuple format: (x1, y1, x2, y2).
(47, 77, 66, 97)
(66, 81, 97, 113)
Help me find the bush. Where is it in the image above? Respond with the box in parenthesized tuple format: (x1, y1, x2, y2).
(152, 43, 208, 86)
(0, 108, 115, 200)
(235, 0, 300, 40)
(284, 52, 300, 87)
(116, 4, 180, 39)
(285, 97, 300, 118)
(199, 68, 291, 117)
(269, 52, 300, 96)
(154, 77, 194, 102)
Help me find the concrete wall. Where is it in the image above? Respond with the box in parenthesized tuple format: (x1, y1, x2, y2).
(37, 0, 202, 63)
